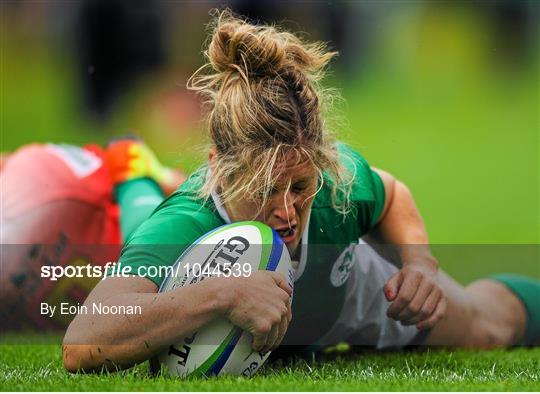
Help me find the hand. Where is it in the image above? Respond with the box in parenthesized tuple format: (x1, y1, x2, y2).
(222, 271, 293, 352)
(384, 264, 446, 330)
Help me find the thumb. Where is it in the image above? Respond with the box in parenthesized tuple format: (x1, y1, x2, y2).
(384, 271, 403, 301)
(270, 272, 293, 296)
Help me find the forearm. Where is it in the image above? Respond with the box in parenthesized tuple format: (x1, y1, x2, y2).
(63, 277, 225, 372)
(370, 173, 445, 328)
(371, 180, 437, 268)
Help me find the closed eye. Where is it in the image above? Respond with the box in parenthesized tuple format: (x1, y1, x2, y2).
(291, 183, 308, 193)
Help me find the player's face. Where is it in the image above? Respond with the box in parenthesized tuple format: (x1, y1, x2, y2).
(225, 158, 318, 256)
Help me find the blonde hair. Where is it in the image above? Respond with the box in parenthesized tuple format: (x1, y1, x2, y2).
(187, 9, 353, 214)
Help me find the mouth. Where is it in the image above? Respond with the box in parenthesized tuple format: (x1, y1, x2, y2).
(275, 225, 298, 244)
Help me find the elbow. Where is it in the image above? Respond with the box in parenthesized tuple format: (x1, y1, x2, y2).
(63, 317, 99, 372)
(63, 344, 101, 373)
(63, 344, 85, 373)
(63, 342, 130, 373)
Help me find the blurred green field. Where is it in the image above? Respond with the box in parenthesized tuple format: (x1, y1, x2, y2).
(2, 26, 538, 283)
(1, 5, 539, 392)
(2, 10, 538, 246)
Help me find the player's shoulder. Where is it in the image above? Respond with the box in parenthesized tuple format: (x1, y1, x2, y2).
(312, 142, 380, 209)
(155, 167, 216, 215)
(128, 168, 224, 245)
(336, 142, 369, 165)
(335, 142, 374, 182)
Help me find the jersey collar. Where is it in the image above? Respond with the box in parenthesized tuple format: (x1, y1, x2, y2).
(211, 189, 232, 224)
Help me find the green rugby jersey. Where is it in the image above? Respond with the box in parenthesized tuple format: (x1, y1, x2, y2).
(118, 143, 385, 345)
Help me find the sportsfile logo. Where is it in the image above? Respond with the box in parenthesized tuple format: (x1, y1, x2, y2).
(174, 236, 253, 288)
(39, 261, 142, 281)
(40, 263, 114, 281)
(39, 239, 255, 282)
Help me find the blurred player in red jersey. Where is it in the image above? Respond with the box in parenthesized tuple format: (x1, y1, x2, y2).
(0, 139, 185, 330)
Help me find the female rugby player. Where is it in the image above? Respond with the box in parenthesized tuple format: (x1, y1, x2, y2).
(63, 11, 539, 372)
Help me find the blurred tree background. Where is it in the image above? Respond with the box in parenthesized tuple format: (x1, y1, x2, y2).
(1, 1, 538, 280)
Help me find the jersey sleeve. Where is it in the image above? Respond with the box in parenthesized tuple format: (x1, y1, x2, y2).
(337, 143, 386, 235)
(108, 192, 224, 287)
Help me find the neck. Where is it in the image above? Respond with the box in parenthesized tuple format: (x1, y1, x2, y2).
(290, 244, 301, 261)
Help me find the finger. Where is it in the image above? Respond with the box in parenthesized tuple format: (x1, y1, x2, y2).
(251, 326, 269, 352)
(384, 271, 403, 301)
(397, 280, 434, 322)
(275, 302, 292, 349)
(262, 323, 279, 353)
(275, 286, 292, 303)
(402, 287, 440, 325)
(387, 273, 422, 319)
(272, 309, 289, 350)
(287, 299, 292, 323)
(270, 272, 293, 295)
(416, 295, 447, 330)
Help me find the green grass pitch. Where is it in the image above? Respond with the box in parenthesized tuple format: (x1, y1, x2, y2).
(1, 341, 539, 391)
(1, 11, 538, 392)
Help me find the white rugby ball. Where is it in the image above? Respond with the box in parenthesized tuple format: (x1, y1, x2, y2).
(151, 221, 294, 378)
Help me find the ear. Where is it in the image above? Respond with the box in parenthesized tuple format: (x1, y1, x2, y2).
(208, 148, 218, 169)
(208, 148, 217, 163)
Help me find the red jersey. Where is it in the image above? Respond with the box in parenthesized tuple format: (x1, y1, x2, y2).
(1, 143, 121, 329)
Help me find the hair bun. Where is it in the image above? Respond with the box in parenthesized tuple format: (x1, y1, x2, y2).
(206, 10, 334, 79)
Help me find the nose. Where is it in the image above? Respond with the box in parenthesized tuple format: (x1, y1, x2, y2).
(270, 191, 296, 223)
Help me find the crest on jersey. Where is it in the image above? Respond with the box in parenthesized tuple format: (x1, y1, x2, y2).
(330, 244, 356, 287)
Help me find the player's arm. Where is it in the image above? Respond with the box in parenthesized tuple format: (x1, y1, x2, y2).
(369, 167, 446, 330)
(63, 275, 224, 372)
(63, 273, 292, 372)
